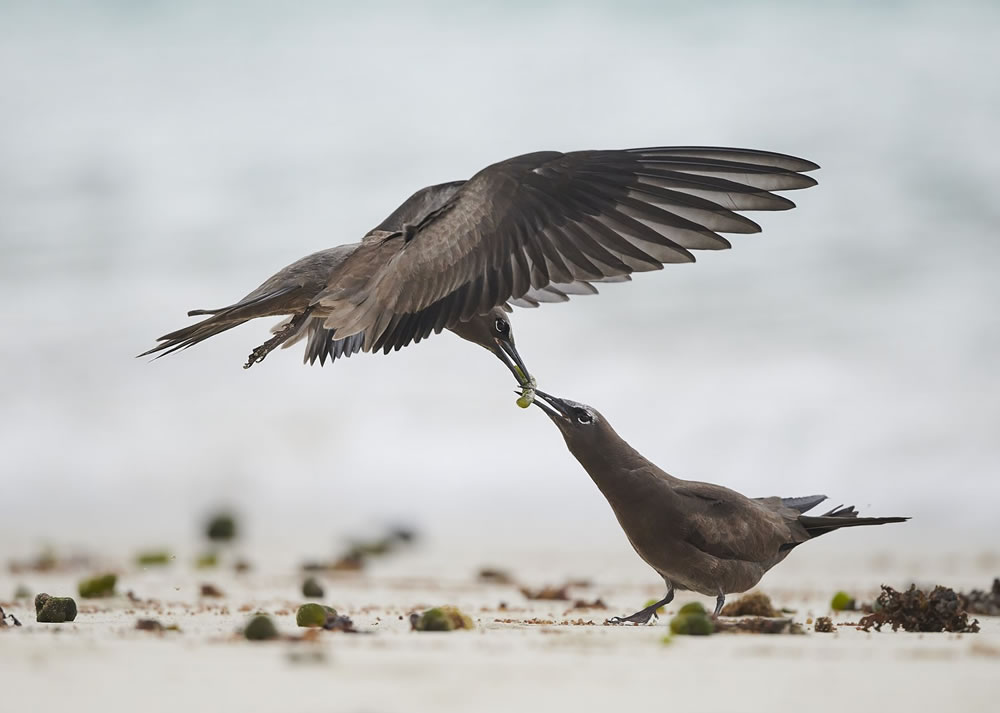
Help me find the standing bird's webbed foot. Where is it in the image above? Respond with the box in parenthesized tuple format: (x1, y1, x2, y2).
(608, 586, 674, 626)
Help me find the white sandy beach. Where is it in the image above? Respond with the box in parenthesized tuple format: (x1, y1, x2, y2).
(2, 542, 997, 713)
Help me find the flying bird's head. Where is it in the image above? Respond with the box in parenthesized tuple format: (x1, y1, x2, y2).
(450, 307, 532, 387)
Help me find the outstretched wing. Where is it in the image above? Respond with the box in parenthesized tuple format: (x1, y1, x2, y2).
(313, 146, 818, 352)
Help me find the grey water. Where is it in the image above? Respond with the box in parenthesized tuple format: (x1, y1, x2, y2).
(1, 1, 998, 556)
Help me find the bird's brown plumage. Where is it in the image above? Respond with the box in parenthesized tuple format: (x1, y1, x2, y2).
(310, 146, 819, 352)
(530, 390, 907, 620)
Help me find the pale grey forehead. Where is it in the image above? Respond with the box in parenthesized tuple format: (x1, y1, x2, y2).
(562, 398, 595, 413)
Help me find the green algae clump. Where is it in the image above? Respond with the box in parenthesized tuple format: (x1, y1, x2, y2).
(244, 614, 278, 641)
(35, 593, 78, 623)
(296, 603, 337, 628)
(78, 573, 117, 599)
(830, 591, 856, 611)
(302, 577, 325, 598)
(195, 552, 218, 569)
(410, 606, 474, 632)
(677, 602, 707, 617)
(205, 512, 237, 541)
(136, 550, 172, 566)
(669, 607, 714, 636)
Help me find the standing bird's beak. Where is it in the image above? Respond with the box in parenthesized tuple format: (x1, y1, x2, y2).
(529, 389, 573, 421)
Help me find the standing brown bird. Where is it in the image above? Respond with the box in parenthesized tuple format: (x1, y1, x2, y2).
(141, 146, 818, 384)
(529, 390, 908, 622)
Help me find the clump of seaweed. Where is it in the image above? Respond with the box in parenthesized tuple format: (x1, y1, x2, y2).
(830, 591, 858, 611)
(35, 593, 77, 623)
(720, 591, 779, 617)
(199, 583, 224, 597)
(814, 616, 834, 633)
(78, 573, 116, 599)
(244, 614, 278, 641)
(961, 578, 1000, 616)
(668, 603, 714, 636)
(301, 577, 324, 598)
(714, 617, 803, 635)
(409, 606, 474, 632)
(520, 584, 570, 601)
(857, 585, 980, 633)
(568, 598, 607, 611)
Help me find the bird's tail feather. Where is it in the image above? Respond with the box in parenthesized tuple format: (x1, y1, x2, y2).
(800, 510, 908, 539)
(138, 285, 300, 360)
(137, 315, 248, 359)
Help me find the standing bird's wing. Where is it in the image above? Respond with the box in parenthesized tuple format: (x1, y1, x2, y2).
(671, 480, 807, 562)
(312, 147, 818, 352)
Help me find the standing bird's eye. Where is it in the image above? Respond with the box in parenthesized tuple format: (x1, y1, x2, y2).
(494, 318, 509, 335)
(576, 410, 593, 425)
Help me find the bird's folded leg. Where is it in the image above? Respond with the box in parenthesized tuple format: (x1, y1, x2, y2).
(243, 309, 313, 369)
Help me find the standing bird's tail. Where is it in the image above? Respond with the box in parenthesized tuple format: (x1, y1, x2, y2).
(799, 505, 909, 538)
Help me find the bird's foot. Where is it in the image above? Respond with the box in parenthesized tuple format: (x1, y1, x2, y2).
(607, 611, 657, 626)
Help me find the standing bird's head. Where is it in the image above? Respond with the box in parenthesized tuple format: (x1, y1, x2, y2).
(449, 307, 533, 387)
(530, 390, 606, 443)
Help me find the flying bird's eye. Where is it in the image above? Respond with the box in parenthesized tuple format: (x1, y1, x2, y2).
(494, 318, 509, 335)
(576, 410, 593, 425)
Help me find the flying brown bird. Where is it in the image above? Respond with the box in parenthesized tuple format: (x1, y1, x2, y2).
(141, 146, 818, 383)
(529, 389, 908, 622)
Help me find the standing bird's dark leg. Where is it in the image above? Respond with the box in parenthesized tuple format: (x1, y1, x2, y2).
(609, 583, 674, 625)
(713, 593, 725, 618)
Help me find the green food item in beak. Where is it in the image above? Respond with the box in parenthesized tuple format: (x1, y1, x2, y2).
(516, 378, 537, 408)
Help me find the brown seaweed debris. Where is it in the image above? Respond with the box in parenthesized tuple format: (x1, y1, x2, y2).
(567, 598, 607, 611)
(814, 616, 834, 633)
(857, 585, 980, 633)
(478, 568, 515, 585)
(136, 618, 180, 633)
(199, 583, 224, 598)
(720, 591, 779, 617)
(495, 617, 556, 625)
(961, 578, 1000, 616)
(519, 584, 570, 601)
(714, 617, 804, 635)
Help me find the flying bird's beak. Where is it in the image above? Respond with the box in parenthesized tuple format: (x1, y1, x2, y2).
(531, 389, 573, 422)
(494, 336, 532, 387)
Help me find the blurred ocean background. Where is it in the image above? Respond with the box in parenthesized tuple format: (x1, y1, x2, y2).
(1, 1, 998, 563)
